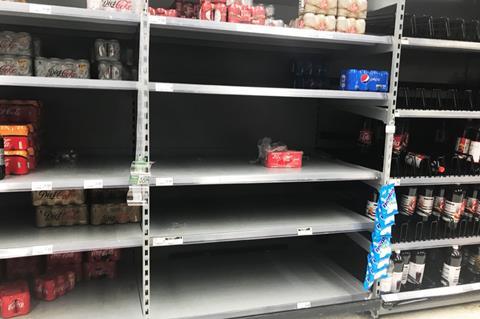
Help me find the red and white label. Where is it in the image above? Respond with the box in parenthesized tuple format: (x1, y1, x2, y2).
(469, 141, 480, 163)
(455, 137, 471, 154)
(400, 194, 417, 216)
(443, 200, 463, 223)
(417, 195, 434, 216)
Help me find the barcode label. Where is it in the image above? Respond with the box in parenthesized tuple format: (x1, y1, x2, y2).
(84, 179, 104, 189)
(31, 245, 53, 256)
(152, 236, 184, 246)
(297, 227, 313, 236)
(296, 301, 311, 309)
(29, 4, 52, 14)
(156, 177, 174, 186)
(32, 181, 52, 191)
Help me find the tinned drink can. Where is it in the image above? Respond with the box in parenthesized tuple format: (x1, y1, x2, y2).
(340, 68, 359, 91)
(378, 71, 389, 92)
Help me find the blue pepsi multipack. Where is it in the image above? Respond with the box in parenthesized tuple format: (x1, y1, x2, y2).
(340, 69, 389, 92)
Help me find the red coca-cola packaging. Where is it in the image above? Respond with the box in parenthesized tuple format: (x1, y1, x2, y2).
(46, 263, 82, 282)
(86, 249, 121, 262)
(3, 136, 28, 151)
(83, 261, 117, 280)
(251, 4, 266, 25)
(148, 6, 156, 15)
(213, 3, 227, 21)
(0, 100, 42, 129)
(199, 0, 214, 20)
(5, 150, 29, 175)
(47, 252, 83, 266)
(34, 271, 75, 301)
(227, 1, 241, 22)
(265, 150, 303, 168)
(6, 257, 41, 280)
(239, 4, 252, 23)
(0, 281, 30, 319)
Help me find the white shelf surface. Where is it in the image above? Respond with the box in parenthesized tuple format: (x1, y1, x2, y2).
(402, 37, 480, 53)
(151, 251, 368, 319)
(21, 266, 143, 319)
(150, 82, 389, 101)
(0, 160, 131, 192)
(395, 109, 480, 119)
(0, 76, 138, 90)
(392, 236, 480, 251)
(0, 2, 139, 33)
(151, 157, 381, 186)
(151, 197, 373, 245)
(150, 16, 392, 48)
(0, 222, 142, 259)
(390, 175, 480, 187)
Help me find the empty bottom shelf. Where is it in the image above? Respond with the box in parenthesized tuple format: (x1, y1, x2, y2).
(151, 250, 368, 319)
(21, 265, 143, 319)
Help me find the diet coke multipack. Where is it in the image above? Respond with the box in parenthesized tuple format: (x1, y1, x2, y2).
(86, 0, 143, 13)
(293, 0, 368, 34)
(0, 31, 33, 76)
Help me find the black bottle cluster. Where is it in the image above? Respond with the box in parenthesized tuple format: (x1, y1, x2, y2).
(291, 59, 329, 90)
(391, 120, 480, 177)
(379, 246, 480, 294)
(404, 14, 480, 42)
(394, 185, 480, 243)
(398, 86, 480, 111)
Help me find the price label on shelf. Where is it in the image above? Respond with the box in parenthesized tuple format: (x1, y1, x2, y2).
(296, 301, 311, 309)
(156, 177, 174, 186)
(155, 83, 174, 92)
(32, 181, 52, 191)
(297, 227, 313, 236)
(152, 236, 184, 246)
(31, 245, 53, 256)
(29, 4, 52, 14)
(84, 179, 104, 189)
(155, 16, 167, 25)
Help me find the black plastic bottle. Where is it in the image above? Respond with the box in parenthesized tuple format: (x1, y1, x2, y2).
(463, 186, 479, 236)
(441, 245, 462, 287)
(0, 136, 4, 180)
(406, 250, 427, 290)
(357, 118, 374, 167)
(468, 128, 480, 174)
(391, 251, 405, 293)
(397, 187, 418, 241)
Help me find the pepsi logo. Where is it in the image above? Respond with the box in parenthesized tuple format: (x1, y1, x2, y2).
(360, 73, 370, 83)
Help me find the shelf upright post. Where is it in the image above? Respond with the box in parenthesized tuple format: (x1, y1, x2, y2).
(380, 0, 405, 186)
(136, 0, 151, 318)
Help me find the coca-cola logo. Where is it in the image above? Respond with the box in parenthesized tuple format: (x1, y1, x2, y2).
(0, 39, 14, 51)
(46, 68, 77, 78)
(7, 299, 24, 312)
(0, 64, 17, 75)
(101, 0, 131, 10)
(37, 191, 70, 200)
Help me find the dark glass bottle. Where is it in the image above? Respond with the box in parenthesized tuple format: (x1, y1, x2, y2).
(357, 118, 374, 166)
(0, 136, 4, 180)
(441, 246, 462, 287)
(396, 187, 417, 241)
(464, 246, 480, 284)
(414, 187, 435, 240)
(406, 250, 427, 290)
(400, 251, 412, 286)
(467, 128, 480, 174)
(463, 186, 479, 236)
(442, 186, 464, 233)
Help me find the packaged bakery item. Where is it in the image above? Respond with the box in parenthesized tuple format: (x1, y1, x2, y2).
(32, 190, 85, 206)
(35, 205, 89, 227)
(337, 0, 368, 19)
(299, 0, 337, 16)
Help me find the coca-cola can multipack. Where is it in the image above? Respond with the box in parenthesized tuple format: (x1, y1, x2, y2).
(90, 203, 141, 225)
(34, 271, 76, 301)
(34, 57, 90, 79)
(0, 31, 32, 56)
(0, 281, 30, 319)
(94, 39, 121, 61)
(32, 190, 85, 206)
(86, 0, 142, 13)
(0, 55, 32, 76)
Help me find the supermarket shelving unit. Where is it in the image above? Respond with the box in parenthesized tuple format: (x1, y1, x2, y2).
(0, 0, 424, 318)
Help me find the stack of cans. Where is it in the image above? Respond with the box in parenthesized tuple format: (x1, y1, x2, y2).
(34, 57, 90, 79)
(340, 69, 389, 92)
(94, 39, 123, 80)
(0, 31, 33, 76)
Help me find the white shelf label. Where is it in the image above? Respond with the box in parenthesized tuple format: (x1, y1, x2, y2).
(297, 227, 313, 236)
(385, 125, 396, 134)
(32, 181, 52, 191)
(156, 177, 174, 186)
(29, 4, 52, 14)
(84, 179, 104, 189)
(152, 236, 184, 246)
(296, 301, 311, 309)
(31, 245, 53, 256)
(155, 83, 174, 92)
